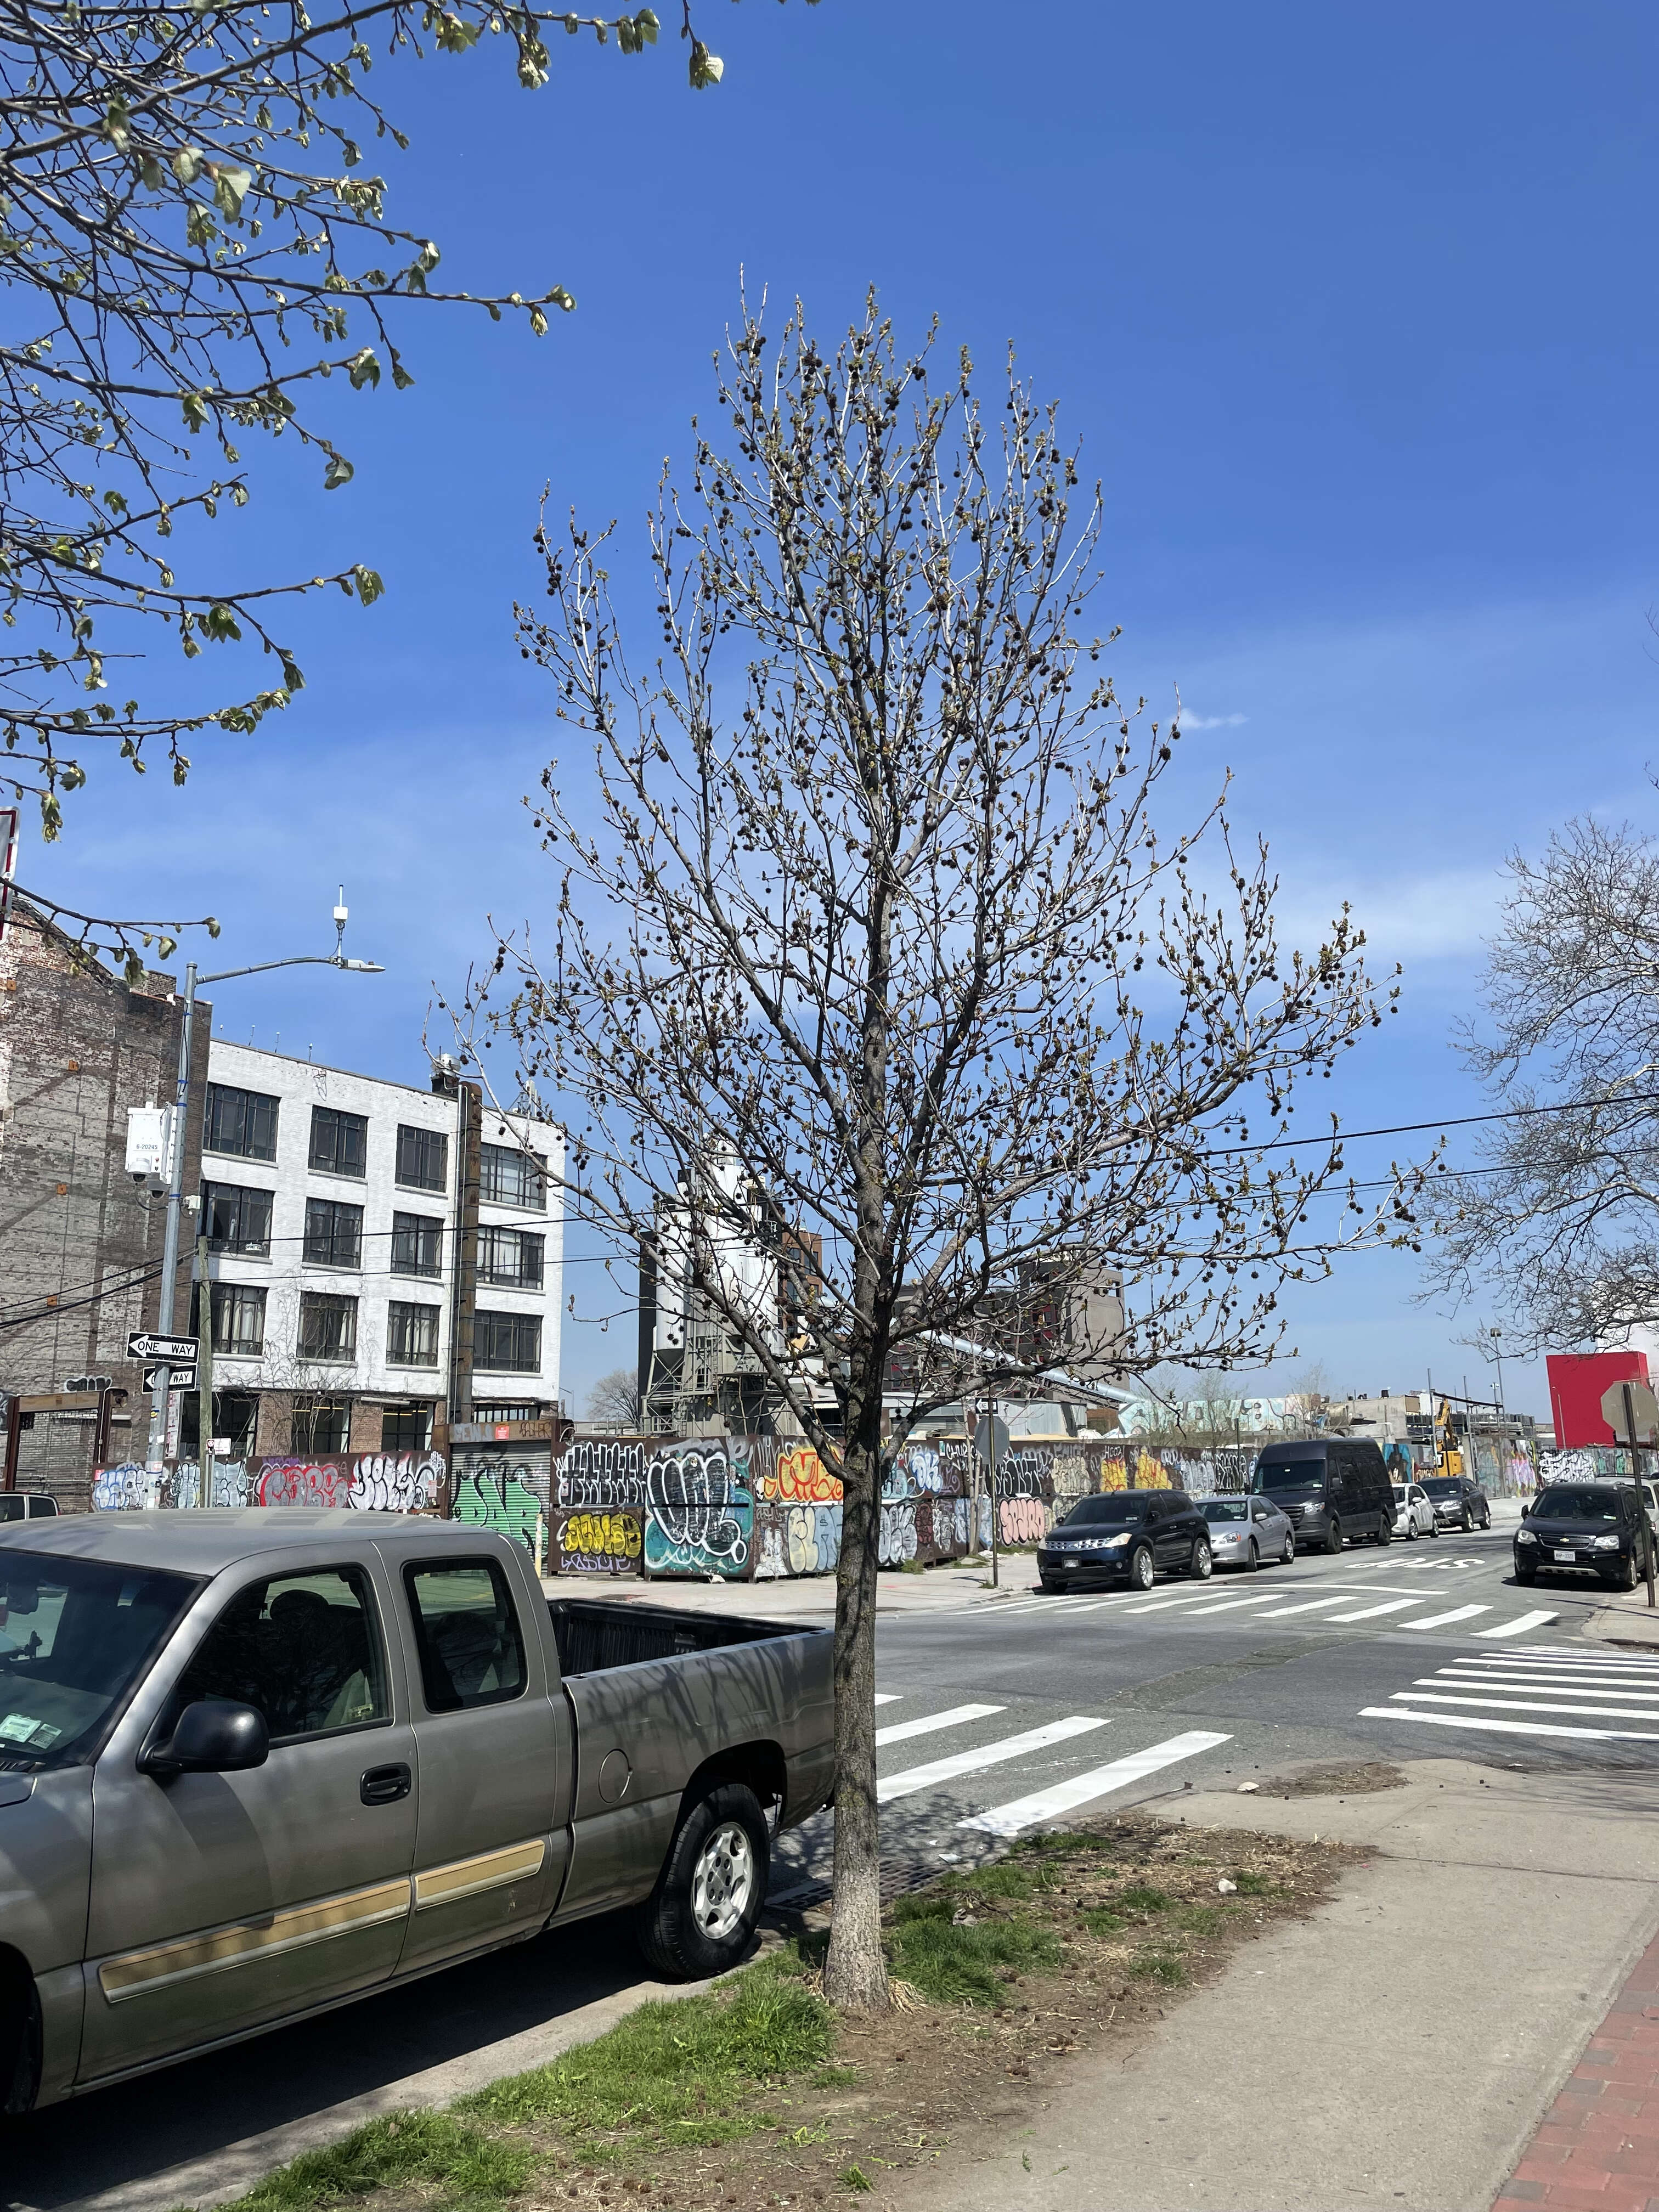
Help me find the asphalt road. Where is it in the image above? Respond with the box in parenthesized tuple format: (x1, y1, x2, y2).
(772, 1514, 1659, 1892)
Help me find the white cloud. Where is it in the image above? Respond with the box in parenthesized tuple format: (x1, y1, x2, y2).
(1175, 710, 1249, 729)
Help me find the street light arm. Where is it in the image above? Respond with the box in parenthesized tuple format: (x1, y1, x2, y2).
(199, 952, 385, 985)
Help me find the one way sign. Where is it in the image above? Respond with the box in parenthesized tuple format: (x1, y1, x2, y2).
(128, 1332, 197, 1363)
(143, 1363, 196, 1394)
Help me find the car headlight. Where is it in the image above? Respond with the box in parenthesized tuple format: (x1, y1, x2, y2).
(1516, 1528, 1537, 1545)
(1591, 1533, 1622, 1551)
(1102, 1531, 1132, 1548)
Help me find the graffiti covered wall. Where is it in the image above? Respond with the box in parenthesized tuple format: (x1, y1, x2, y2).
(93, 1452, 446, 1515)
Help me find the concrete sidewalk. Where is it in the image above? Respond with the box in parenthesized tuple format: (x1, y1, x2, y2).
(540, 1561, 1036, 1617)
(898, 1756, 1659, 2212)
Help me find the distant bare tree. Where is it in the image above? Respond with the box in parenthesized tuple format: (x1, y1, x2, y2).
(1430, 814, 1659, 1351)
(584, 1365, 644, 1426)
(462, 296, 1419, 2012)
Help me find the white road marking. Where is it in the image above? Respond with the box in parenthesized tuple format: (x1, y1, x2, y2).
(958, 1731, 1233, 1838)
(1438, 1665, 1659, 1691)
(1179, 1592, 1293, 1616)
(877, 1716, 1109, 1803)
(1420, 1673, 1659, 1707)
(1471, 1611, 1559, 1639)
(1115, 1589, 1233, 1613)
(875, 1703, 1006, 1747)
(1395, 1689, 1659, 1724)
(1470, 1650, 1659, 1672)
(1362, 1706, 1659, 1744)
(1404, 1605, 1491, 1630)
(874, 1694, 902, 1706)
(1251, 1595, 1352, 1619)
(1325, 1598, 1426, 1623)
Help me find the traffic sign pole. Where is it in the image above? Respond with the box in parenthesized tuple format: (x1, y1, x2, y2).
(147, 960, 197, 1470)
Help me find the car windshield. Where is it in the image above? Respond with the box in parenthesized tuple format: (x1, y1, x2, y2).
(1421, 1479, 1463, 1498)
(0, 1552, 199, 1769)
(1060, 1496, 1147, 1526)
(1201, 1500, 1248, 1522)
(1253, 1459, 1322, 1496)
(1533, 1488, 1622, 1522)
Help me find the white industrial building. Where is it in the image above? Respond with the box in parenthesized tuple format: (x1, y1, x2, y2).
(193, 1043, 563, 1459)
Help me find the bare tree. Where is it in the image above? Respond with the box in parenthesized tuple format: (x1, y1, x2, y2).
(584, 1365, 645, 1426)
(0, 0, 812, 833)
(1430, 813, 1659, 1352)
(464, 296, 1418, 2011)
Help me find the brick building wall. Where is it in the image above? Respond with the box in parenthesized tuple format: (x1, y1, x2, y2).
(0, 896, 206, 1506)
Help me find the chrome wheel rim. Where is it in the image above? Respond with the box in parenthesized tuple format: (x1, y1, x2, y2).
(691, 1821, 754, 1943)
(1132, 1549, 1153, 1589)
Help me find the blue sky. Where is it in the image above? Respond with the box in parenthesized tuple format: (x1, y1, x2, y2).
(23, 0, 1659, 1419)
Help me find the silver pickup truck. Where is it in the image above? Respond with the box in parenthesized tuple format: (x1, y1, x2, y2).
(0, 1511, 834, 2114)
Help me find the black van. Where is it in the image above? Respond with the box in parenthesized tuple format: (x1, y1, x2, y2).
(1250, 1438, 1395, 1553)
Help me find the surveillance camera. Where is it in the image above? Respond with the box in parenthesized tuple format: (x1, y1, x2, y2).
(131, 1169, 147, 1186)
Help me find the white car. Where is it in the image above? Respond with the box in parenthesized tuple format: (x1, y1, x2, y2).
(1392, 1482, 1437, 1540)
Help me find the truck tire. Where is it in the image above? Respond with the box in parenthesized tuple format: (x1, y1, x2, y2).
(636, 1782, 770, 1982)
(1324, 1519, 1341, 1555)
(0, 1970, 39, 2120)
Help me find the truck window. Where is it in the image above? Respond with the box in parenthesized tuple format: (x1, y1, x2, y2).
(403, 1560, 526, 1713)
(174, 1566, 389, 1743)
(0, 1554, 198, 1768)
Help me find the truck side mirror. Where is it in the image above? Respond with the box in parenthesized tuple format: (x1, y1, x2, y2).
(142, 1700, 268, 1777)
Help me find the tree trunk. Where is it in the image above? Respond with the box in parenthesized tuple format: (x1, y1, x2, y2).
(824, 1407, 891, 2012)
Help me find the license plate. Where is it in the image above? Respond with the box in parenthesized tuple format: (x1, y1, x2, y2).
(1062, 1554, 1079, 1565)
(1553, 1548, 1577, 1562)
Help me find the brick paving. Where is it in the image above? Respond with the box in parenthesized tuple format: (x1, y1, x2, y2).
(1494, 1928, 1659, 2211)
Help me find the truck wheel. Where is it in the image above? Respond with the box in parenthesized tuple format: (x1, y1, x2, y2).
(1324, 1520, 1341, 1555)
(637, 1782, 770, 1982)
(0, 1972, 40, 2120)
(1376, 1514, 1392, 1547)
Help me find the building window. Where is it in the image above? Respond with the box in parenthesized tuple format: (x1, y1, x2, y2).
(479, 1141, 545, 1211)
(291, 1393, 351, 1455)
(304, 1197, 364, 1268)
(203, 1182, 274, 1257)
(204, 1082, 279, 1163)
(472, 1402, 541, 1424)
(396, 1124, 449, 1193)
(380, 1402, 433, 1452)
(474, 1310, 542, 1373)
(298, 1291, 358, 1363)
(477, 1226, 544, 1288)
(387, 1302, 441, 1368)
(391, 1212, 443, 1279)
(309, 1104, 368, 1179)
(210, 1283, 267, 1356)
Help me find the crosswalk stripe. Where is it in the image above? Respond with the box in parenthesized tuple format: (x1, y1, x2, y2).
(1326, 1598, 1425, 1623)
(1115, 1589, 1232, 1613)
(873, 1694, 903, 1706)
(1178, 1592, 1291, 1616)
(1362, 1705, 1659, 1744)
(877, 1716, 1108, 1803)
(1471, 1611, 1558, 1639)
(1439, 1664, 1659, 1689)
(876, 1703, 1005, 1747)
(1397, 1689, 1659, 1724)
(1251, 1595, 1352, 1619)
(958, 1730, 1233, 1838)
(1421, 1673, 1659, 1707)
(1404, 1605, 1491, 1630)
(1474, 1650, 1659, 1671)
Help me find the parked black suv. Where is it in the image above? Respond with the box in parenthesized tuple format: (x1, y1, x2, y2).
(1516, 1482, 1655, 1591)
(1037, 1489, 1212, 1594)
(1250, 1438, 1395, 1553)
(1420, 1474, 1492, 1532)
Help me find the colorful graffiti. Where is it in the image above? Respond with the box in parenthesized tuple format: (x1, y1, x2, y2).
(556, 1438, 648, 1511)
(255, 1458, 353, 1509)
(644, 1442, 752, 1577)
(454, 1459, 549, 1552)
(553, 1508, 643, 1575)
(170, 1460, 252, 1509)
(91, 1462, 159, 1511)
(763, 1444, 842, 1504)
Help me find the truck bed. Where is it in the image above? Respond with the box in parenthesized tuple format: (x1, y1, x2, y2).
(546, 1595, 809, 1678)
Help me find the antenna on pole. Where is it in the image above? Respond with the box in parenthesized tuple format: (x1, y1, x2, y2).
(332, 884, 348, 961)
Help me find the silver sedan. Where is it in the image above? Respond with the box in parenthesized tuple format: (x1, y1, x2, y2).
(1393, 1483, 1437, 1539)
(1200, 1494, 1295, 1570)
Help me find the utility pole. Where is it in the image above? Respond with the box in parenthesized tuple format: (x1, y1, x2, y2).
(985, 1380, 1000, 1589)
(196, 1229, 214, 1508)
(1621, 1380, 1656, 1610)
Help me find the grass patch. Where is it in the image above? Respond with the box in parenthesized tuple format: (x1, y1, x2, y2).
(1077, 1907, 1126, 1938)
(840, 2167, 874, 2193)
(1129, 1952, 1187, 1987)
(956, 1861, 1041, 1901)
(1234, 1870, 1274, 1897)
(1177, 1905, 1225, 1937)
(207, 2111, 535, 2212)
(1013, 1830, 1118, 1857)
(461, 1965, 832, 2148)
(887, 1905, 1060, 2007)
(1118, 1884, 1171, 1915)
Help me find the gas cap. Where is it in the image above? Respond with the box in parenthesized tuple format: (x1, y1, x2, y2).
(597, 1748, 633, 1803)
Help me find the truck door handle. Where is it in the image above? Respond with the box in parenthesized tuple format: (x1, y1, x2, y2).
(360, 1762, 411, 1807)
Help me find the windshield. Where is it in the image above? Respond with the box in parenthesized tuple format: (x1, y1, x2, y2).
(1201, 1500, 1248, 1522)
(1533, 1488, 1622, 1522)
(0, 1552, 199, 1769)
(1421, 1478, 1464, 1498)
(1060, 1496, 1147, 1526)
(1253, 1458, 1323, 1496)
